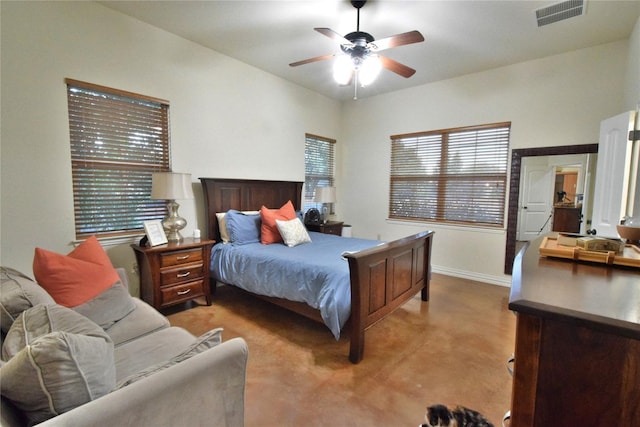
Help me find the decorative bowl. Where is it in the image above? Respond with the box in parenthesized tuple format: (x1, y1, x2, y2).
(617, 225, 640, 242)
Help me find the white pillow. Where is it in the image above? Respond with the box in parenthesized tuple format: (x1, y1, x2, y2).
(275, 218, 312, 247)
(217, 211, 259, 243)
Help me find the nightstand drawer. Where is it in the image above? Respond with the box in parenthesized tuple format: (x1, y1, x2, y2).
(160, 248, 203, 268)
(323, 226, 342, 235)
(160, 280, 205, 306)
(160, 263, 204, 286)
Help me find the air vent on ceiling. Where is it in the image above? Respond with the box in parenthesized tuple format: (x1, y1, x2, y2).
(536, 0, 586, 27)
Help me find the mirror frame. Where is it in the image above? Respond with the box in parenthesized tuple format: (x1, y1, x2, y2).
(504, 143, 599, 274)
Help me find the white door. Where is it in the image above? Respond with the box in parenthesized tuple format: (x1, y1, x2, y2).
(591, 111, 636, 238)
(517, 159, 554, 241)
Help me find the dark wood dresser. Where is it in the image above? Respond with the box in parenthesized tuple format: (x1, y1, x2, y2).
(508, 235, 640, 426)
(552, 206, 581, 232)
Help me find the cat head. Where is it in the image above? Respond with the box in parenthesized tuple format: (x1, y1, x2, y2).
(421, 404, 456, 427)
(420, 404, 494, 427)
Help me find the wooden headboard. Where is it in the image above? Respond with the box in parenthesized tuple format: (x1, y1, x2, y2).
(199, 178, 304, 242)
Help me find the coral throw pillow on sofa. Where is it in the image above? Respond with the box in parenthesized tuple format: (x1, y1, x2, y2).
(259, 200, 297, 244)
(33, 236, 120, 308)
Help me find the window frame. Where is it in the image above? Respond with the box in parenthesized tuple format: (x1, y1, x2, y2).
(66, 78, 171, 239)
(304, 133, 336, 211)
(389, 122, 511, 228)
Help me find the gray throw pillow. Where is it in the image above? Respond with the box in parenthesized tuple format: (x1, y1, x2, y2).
(0, 267, 55, 334)
(0, 330, 115, 425)
(72, 281, 136, 329)
(2, 304, 110, 361)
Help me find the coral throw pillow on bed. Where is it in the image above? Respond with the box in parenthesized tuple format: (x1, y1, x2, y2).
(260, 200, 297, 244)
(33, 236, 120, 307)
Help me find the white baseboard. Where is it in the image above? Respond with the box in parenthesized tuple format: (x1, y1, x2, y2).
(432, 265, 512, 287)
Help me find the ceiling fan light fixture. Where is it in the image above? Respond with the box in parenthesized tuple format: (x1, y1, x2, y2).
(359, 54, 381, 86)
(333, 54, 353, 85)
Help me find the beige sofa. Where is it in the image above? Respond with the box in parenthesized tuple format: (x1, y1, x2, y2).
(0, 267, 248, 427)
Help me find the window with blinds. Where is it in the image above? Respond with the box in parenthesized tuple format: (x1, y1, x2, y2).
(390, 122, 510, 227)
(66, 79, 170, 239)
(304, 134, 336, 210)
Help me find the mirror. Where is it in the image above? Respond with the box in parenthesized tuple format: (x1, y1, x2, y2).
(504, 143, 599, 274)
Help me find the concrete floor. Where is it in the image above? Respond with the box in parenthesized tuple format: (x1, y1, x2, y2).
(167, 273, 516, 426)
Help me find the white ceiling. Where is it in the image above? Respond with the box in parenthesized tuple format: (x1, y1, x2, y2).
(100, 0, 640, 101)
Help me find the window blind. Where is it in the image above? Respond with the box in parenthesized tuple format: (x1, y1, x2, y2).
(390, 123, 510, 227)
(304, 133, 336, 209)
(66, 79, 170, 238)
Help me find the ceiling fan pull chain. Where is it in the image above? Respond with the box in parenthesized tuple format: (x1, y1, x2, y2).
(353, 73, 359, 100)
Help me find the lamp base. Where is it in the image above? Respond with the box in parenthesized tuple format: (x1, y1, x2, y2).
(322, 205, 329, 224)
(162, 200, 187, 243)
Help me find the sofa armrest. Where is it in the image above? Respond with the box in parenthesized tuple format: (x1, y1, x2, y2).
(37, 338, 248, 427)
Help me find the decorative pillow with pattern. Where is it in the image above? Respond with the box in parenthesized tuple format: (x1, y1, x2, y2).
(276, 218, 312, 247)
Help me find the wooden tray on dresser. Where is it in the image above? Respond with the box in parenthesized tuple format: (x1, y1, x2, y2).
(539, 236, 640, 268)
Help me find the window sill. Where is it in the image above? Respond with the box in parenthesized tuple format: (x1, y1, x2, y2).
(386, 218, 505, 234)
(72, 234, 144, 248)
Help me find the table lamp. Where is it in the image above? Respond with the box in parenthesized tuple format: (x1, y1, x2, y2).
(151, 172, 194, 243)
(315, 186, 336, 224)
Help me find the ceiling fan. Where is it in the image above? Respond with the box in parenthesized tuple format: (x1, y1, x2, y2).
(289, 0, 424, 92)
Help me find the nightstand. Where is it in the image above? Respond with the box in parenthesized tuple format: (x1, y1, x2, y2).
(131, 238, 215, 310)
(306, 221, 344, 236)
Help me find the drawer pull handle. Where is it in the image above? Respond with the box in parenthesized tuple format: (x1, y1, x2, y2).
(176, 255, 190, 261)
(177, 289, 191, 296)
(177, 271, 191, 278)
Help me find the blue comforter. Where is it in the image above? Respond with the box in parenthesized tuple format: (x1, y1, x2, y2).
(210, 232, 382, 339)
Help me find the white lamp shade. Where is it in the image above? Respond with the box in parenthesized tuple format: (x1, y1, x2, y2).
(315, 186, 336, 203)
(359, 54, 382, 86)
(333, 55, 354, 85)
(151, 172, 195, 200)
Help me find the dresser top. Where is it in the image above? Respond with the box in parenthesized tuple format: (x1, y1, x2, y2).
(509, 234, 640, 339)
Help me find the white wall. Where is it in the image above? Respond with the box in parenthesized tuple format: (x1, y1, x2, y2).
(339, 39, 630, 285)
(0, 1, 341, 294)
(624, 16, 640, 110)
(1, 2, 637, 292)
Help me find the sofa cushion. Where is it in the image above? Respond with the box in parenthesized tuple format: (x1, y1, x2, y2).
(105, 298, 170, 347)
(117, 328, 223, 388)
(113, 326, 196, 382)
(2, 304, 110, 361)
(33, 235, 121, 307)
(0, 330, 115, 425)
(0, 267, 55, 334)
(32, 237, 136, 328)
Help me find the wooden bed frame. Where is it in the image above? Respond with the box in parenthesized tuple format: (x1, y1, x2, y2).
(200, 177, 434, 363)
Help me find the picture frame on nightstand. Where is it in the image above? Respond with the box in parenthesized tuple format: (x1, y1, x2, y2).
(143, 220, 168, 246)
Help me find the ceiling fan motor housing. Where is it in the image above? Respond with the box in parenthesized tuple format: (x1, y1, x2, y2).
(342, 31, 374, 62)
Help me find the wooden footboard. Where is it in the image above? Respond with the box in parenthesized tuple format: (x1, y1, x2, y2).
(344, 231, 434, 363)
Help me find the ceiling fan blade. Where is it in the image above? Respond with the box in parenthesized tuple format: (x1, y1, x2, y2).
(289, 53, 335, 67)
(371, 30, 424, 52)
(314, 27, 353, 46)
(379, 55, 416, 78)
